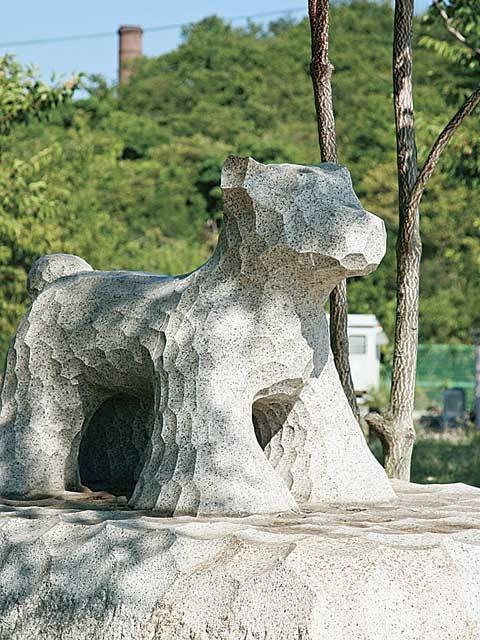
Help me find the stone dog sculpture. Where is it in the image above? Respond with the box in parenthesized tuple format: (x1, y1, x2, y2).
(0, 156, 395, 515)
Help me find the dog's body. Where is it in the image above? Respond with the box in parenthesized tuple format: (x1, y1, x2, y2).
(0, 157, 395, 514)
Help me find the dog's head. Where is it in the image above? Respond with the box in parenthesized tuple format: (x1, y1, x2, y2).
(221, 156, 386, 282)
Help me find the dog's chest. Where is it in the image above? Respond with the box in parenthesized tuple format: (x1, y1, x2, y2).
(198, 291, 327, 380)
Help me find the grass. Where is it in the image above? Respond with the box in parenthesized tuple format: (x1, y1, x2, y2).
(369, 430, 480, 486)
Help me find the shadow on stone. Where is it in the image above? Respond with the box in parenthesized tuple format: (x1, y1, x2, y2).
(78, 394, 152, 498)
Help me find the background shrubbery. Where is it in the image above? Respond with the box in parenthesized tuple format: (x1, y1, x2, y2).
(1, 1, 479, 366)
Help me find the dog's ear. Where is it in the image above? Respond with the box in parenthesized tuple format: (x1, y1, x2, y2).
(221, 156, 261, 189)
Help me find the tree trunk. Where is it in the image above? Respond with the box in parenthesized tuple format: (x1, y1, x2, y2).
(329, 280, 359, 421)
(308, 0, 360, 423)
(367, 0, 419, 479)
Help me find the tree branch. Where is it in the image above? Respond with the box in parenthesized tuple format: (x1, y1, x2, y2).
(433, 0, 480, 59)
(308, 0, 337, 162)
(409, 85, 480, 213)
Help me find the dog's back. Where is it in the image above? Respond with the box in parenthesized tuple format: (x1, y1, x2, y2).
(23, 257, 191, 396)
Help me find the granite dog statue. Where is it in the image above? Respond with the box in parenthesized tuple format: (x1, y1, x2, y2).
(0, 156, 395, 515)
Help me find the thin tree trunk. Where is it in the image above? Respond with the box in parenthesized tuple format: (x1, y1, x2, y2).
(388, 0, 420, 478)
(367, 0, 419, 480)
(329, 280, 359, 420)
(308, 0, 360, 423)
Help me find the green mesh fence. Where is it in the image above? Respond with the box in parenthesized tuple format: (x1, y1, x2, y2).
(416, 344, 475, 410)
(382, 344, 476, 411)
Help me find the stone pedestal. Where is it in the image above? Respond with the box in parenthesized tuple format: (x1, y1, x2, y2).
(1, 481, 479, 640)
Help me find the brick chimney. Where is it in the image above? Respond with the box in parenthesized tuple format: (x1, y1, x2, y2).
(118, 25, 143, 84)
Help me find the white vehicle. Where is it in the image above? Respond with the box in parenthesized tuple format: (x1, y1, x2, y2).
(347, 314, 388, 396)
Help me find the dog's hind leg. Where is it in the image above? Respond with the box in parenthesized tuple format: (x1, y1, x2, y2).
(0, 321, 105, 499)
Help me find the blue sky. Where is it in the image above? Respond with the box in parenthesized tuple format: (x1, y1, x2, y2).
(0, 0, 431, 84)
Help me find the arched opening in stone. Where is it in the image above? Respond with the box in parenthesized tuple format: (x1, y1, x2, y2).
(78, 394, 152, 498)
(253, 388, 313, 503)
(252, 393, 297, 461)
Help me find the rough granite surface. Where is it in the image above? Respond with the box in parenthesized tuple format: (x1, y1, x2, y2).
(0, 156, 394, 515)
(1, 481, 480, 639)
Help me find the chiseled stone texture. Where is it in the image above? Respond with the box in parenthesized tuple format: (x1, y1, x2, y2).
(0, 156, 394, 515)
(1, 481, 480, 639)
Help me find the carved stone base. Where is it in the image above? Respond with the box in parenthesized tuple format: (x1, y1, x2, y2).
(1, 481, 479, 639)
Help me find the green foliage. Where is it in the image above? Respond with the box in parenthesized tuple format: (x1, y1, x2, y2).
(0, 55, 81, 137)
(421, 0, 479, 76)
(0, 147, 66, 358)
(419, 1, 480, 192)
(0, 56, 82, 358)
(0, 2, 479, 364)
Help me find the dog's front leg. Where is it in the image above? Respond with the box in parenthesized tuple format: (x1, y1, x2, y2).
(283, 356, 396, 507)
(130, 374, 298, 516)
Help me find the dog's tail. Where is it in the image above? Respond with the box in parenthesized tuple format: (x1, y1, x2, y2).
(27, 253, 93, 300)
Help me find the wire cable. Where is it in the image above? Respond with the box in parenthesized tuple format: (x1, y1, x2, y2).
(0, 6, 305, 48)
